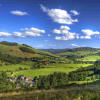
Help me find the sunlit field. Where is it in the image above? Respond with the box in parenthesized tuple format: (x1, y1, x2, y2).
(3, 63, 92, 78)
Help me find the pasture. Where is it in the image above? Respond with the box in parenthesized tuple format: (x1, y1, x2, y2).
(1, 63, 92, 78)
(78, 55, 100, 61)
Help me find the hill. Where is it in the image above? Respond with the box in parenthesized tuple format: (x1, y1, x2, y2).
(41, 47, 99, 54)
(0, 41, 62, 64)
(41, 47, 100, 62)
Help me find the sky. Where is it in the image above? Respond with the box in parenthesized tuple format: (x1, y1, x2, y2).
(1, 0, 100, 49)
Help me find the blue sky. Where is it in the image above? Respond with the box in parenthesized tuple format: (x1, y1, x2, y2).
(1, 0, 100, 49)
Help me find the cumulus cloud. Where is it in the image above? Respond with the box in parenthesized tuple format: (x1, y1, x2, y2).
(13, 32, 24, 37)
(70, 10, 79, 15)
(40, 4, 78, 24)
(0, 32, 11, 37)
(53, 25, 78, 40)
(53, 25, 70, 34)
(11, 10, 28, 16)
(80, 29, 100, 39)
(14, 27, 45, 37)
(0, 27, 45, 38)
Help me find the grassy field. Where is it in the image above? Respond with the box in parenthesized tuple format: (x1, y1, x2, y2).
(77, 55, 100, 61)
(4, 63, 92, 78)
(0, 64, 31, 71)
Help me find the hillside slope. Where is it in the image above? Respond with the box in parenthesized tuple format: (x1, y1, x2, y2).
(0, 41, 61, 64)
(0, 41, 58, 58)
(41, 47, 100, 61)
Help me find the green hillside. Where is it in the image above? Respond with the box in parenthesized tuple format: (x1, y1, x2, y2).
(42, 47, 100, 62)
(41, 47, 99, 54)
(0, 41, 58, 58)
(0, 41, 65, 65)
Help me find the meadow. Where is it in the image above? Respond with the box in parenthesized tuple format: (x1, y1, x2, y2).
(0, 63, 92, 78)
(77, 55, 100, 61)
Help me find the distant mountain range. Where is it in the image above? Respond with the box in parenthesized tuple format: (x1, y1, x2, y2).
(41, 47, 99, 54)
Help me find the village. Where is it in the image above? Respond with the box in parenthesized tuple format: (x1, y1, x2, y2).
(8, 75, 37, 88)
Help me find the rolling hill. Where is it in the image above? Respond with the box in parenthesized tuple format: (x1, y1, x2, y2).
(1, 41, 100, 63)
(41, 47, 100, 61)
(0, 41, 58, 58)
(0, 41, 62, 64)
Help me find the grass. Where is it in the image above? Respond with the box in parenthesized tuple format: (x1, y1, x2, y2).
(0, 64, 31, 71)
(0, 43, 59, 59)
(77, 55, 100, 61)
(10, 63, 92, 78)
(0, 63, 92, 78)
(70, 80, 98, 84)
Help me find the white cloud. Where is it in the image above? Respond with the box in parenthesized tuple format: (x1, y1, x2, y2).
(70, 10, 79, 15)
(80, 35, 91, 39)
(60, 26, 70, 30)
(81, 29, 100, 36)
(53, 25, 78, 40)
(0, 32, 11, 37)
(53, 25, 70, 34)
(55, 35, 75, 40)
(13, 32, 24, 37)
(23, 27, 45, 37)
(11, 10, 28, 16)
(14, 27, 45, 37)
(40, 4, 78, 24)
(80, 29, 100, 39)
(71, 44, 79, 47)
(53, 29, 61, 34)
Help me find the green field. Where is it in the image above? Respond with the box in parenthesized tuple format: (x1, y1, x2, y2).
(3, 63, 92, 78)
(77, 55, 100, 61)
(0, 64, 31, 71)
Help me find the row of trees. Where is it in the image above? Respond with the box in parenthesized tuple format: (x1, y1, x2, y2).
(36, 72, 68, 89)
(68, 61, 100, 81)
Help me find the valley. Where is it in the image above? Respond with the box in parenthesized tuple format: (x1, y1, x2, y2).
(0, 41, 100, 99)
